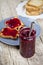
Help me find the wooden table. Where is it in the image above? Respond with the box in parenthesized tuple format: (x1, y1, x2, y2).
(0, 0, 43, 65)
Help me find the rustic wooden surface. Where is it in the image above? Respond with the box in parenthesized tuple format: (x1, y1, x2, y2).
(0, 0, 43, 65)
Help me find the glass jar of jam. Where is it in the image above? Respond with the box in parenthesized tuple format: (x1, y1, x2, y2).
(19, 27, 36, 58)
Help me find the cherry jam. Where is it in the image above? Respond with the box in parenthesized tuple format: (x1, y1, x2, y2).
(19, 27, 36, 58)
(6, 18, 21, 28)
(2, 28, 18, 37)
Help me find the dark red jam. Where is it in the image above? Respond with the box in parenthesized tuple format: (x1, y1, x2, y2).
(6, 18, 21, 28)
(2, 28, 18, 37)
(19, 28, 36, 58)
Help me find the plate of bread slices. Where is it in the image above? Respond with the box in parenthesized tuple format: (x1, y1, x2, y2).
(0, 17, 24, 45)
(16, 0, 43, 20)
(0, 16, 41, 45)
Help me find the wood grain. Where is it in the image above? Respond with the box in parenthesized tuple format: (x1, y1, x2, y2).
(0, 0, 43, 65)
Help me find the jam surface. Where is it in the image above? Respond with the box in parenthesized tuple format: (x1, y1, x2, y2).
(2, 28, 18, 37)
(21, 28, 36, 37)
(6, 18, 21, 28)
(19, 28, 36, 58)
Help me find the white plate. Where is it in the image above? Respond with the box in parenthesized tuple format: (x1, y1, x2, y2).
(16, 1, 43, 20)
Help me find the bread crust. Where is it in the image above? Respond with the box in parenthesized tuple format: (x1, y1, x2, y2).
(5, 17, 24, 30)
(0, 28, 19, 39)
(25, 4, 40, 11)
(27, 0, 43, 7)
(26, 10, 41, 16)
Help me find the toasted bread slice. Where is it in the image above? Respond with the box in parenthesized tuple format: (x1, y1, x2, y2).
(27, 0, 43, 7)
(26, 10, 42, 16)
(25, 0, 43, 16)
(25, 4, 40, 11)
(5, 17, 24, 30)
(0, 28, 18, 39)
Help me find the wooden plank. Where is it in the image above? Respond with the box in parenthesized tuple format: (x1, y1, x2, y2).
(0, 1, 2, 21)
(0, 42, 13, 65)
(0, 0, 43, 65)
(0, 0, 12, 19)
(0, 11, 2, 21)
(7, 0, 20, 16)
(8, 46, 29, 65)
(7, 0, 27, 16)
(27, 38, 43, 65)
(36, 19, 43, 43)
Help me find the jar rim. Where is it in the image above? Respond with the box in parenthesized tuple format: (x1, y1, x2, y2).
(19, 27, 36, 39)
